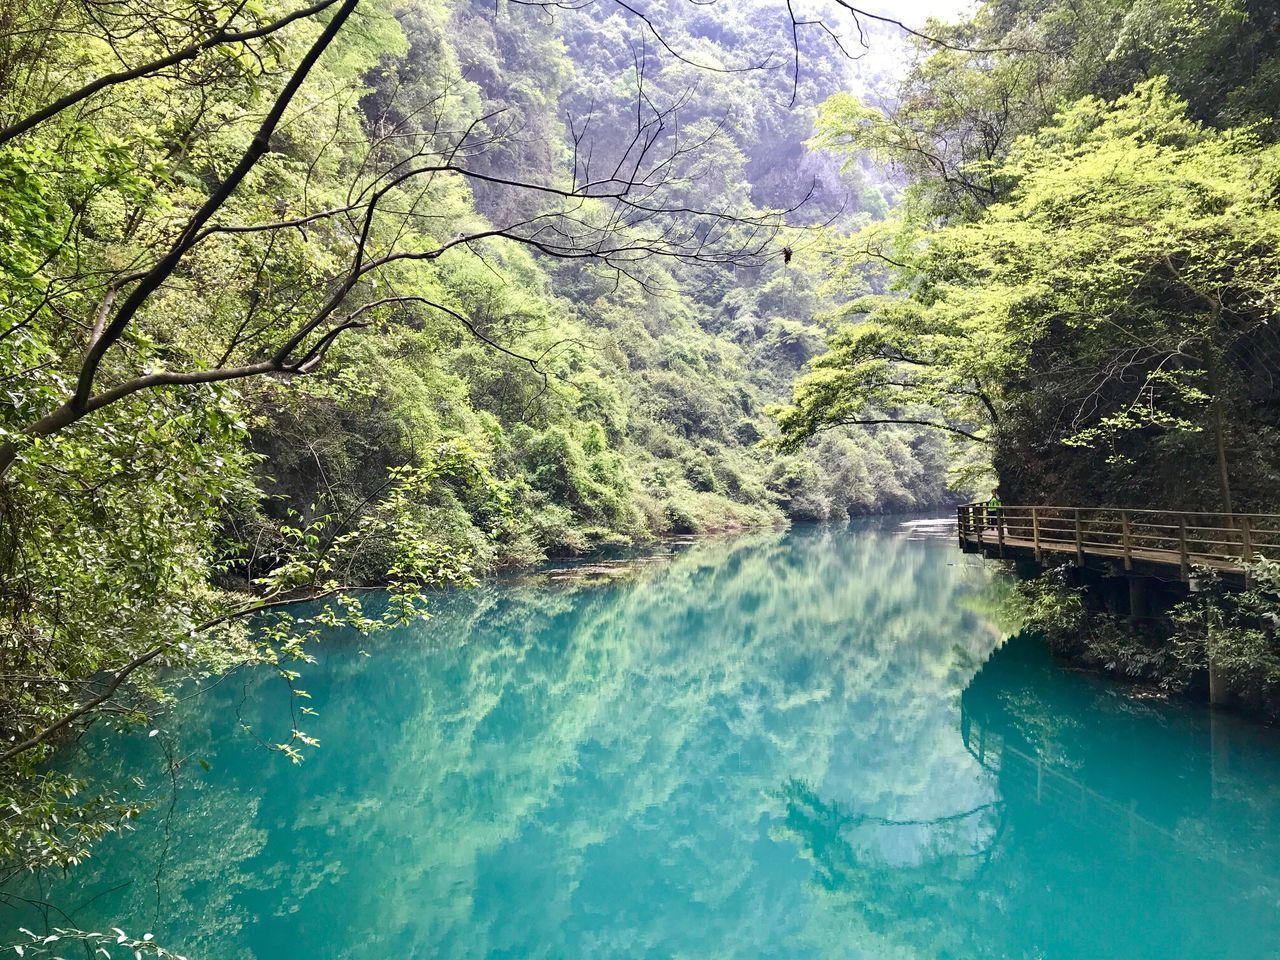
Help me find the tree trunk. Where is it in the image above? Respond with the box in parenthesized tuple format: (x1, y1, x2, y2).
(1207, 356, 1233, 516)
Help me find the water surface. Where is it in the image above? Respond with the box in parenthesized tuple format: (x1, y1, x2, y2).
(8, 522, 1280, 959)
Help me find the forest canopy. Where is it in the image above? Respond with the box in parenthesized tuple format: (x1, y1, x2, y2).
(777, 0, 1280, 511)
(0, 0, 957, 893)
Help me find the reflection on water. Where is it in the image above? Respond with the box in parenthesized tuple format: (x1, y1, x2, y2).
(6, 521, 1280, 959)
(954, 641, 1280, 959)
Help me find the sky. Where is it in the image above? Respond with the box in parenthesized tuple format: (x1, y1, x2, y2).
(866, 0, 980, 25)
(819, 0, 981, 95)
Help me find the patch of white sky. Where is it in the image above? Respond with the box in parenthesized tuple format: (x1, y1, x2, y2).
(822, 0, 983, 96)
(873, 0, 978, 25)
(715, 0, 981, 103)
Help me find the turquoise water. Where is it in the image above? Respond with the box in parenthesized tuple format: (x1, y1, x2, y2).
(8, 521, 1280, 958)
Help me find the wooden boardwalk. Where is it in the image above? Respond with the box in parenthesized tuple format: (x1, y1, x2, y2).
(957, 503, 1280, 584)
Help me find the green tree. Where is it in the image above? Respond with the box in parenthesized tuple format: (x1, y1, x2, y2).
(781, 77, 1280, 510)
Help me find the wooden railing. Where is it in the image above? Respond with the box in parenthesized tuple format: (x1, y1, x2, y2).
(957, 503, 1280, 577)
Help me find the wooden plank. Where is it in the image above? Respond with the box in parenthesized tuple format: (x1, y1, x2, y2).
(955, 503, 1273, 579)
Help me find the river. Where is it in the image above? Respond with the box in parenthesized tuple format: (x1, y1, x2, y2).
(6, 520, 1280, 958)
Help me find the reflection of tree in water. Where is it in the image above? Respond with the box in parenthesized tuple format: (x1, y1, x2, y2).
(779, 778, 1003, 882)
(775, 778, 1009, 959)
(7, 524, 1014, 959)
(779, 634, 1280, 960)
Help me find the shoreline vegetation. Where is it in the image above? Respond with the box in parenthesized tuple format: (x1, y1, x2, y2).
(1006, 558, 1280, 721)
(2, 0, 1280, 945)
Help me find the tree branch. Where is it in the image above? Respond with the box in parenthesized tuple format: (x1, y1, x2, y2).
(1, 644, 168, 764)
(828, 417, 989, 443)
(0, 0, 362, 479)
(0, 0, 343, 147)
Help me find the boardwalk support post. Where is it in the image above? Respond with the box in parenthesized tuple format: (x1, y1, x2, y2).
(1209, 661, 1228, 706)
(1241, 516, 1253, 587)
(1178, 516, 1190, 582)
(1209, 616, 1228, 707)
(1128, 577, 1147, 622)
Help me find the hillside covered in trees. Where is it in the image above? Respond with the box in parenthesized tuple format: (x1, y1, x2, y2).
(0, 0, 958, 892)
(777, 0, 1280, 513)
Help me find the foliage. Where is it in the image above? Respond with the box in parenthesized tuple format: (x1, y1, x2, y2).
(1170, 560, 1280, 713)
(783, 69, 1280, 510)
(6, 926, 187, 959)
(0, 0, 959, 912)
(1009, 559, 1280, 713)
(0, 773, 144, 885)
(1006, 564, 1183, 684)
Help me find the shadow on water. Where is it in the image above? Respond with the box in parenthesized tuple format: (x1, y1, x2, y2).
(6, 520, 1280, 959)
(955, 638, 1280, 959)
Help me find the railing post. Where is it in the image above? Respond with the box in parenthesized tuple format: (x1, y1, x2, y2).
(1074, 508, 1084, 566)
(1178, 515, 1190, 581)
(1032, 506, 1041, 561)
(1121, 511, 1133, 571)
(997, 506, 1005, 556)
(1241, 515, 1253, 587)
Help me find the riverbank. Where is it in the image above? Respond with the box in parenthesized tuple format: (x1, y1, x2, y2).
(998, 556, 1280, 722)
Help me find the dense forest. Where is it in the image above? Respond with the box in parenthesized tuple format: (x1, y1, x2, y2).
(773, 0, 1280, 708)
(4, 0, 1280, 946)
(0, 0, 958, 893)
